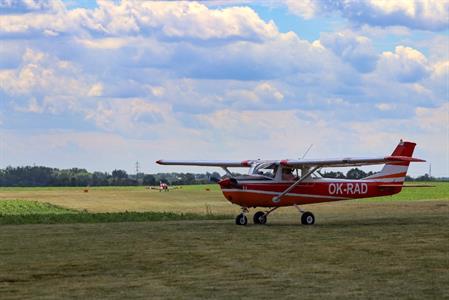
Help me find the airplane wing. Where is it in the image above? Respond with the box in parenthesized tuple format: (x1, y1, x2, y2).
(280, 156, 425, 168)
(157, 156, 425, 169)
(156, 160, 253, 167)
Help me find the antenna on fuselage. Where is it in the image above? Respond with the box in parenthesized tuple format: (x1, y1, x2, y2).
(301, 144, 313, 159)
(295, 144, 313, 178)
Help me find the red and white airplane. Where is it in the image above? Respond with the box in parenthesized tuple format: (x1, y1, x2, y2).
(149, 181, 178, 192)
(157, 140, 426, 225)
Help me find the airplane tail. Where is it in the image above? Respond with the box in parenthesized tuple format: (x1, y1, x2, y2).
(364, 140, 416, 184)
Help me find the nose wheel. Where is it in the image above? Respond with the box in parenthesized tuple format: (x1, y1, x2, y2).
(235, 213, 248, 225)
(235, 207, 249, 225)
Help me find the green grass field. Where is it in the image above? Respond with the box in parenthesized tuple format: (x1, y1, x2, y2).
(0, 183, 448, 298)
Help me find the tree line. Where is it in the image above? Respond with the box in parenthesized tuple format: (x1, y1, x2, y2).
(0, 166, 220, 187)
(0, 166, 442, 187)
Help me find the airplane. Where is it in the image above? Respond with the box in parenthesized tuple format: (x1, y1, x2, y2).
(148, 181, 179, 192)
(156, 140, 426, 225)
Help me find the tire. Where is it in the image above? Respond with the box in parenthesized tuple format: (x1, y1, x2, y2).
(235, 214, 248, 225)
(253, 211, 267, 225)
(301, 212, 315, 225)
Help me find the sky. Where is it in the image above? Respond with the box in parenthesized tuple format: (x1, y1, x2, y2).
(0, 0, 448, 177)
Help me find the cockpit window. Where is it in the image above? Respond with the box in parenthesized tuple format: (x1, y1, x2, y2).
(251, 163, 277, 178)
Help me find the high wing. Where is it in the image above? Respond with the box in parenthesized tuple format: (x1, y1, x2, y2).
(156, 160, 254, 167)
(280, 156, 425, 168)
(157, 156, 425, 169)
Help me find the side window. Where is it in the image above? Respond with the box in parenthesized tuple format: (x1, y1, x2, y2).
(282, 168, 296, 181)
(260, 168, 275, 177)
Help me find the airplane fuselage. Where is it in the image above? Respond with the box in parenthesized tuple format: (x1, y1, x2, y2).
(219, 177, 401, 207)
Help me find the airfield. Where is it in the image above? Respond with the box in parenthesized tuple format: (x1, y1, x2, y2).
(0, 184, 448, 299)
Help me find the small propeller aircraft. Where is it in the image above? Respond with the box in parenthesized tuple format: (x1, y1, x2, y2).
(156, 140, 426, 225)
(149, 181, 178, 192)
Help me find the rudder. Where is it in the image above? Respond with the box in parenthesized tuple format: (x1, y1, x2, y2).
(364, 140, 416, 183)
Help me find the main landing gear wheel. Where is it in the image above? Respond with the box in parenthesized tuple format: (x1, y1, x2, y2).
(301, 212, 315, 225)
(235, 213, 248, 225)
(253, 211, 267, 225)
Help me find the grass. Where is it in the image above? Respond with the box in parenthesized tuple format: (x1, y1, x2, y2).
(0, 182, 447, 216)
(0, 183, 448, 298)
(0, 200, 229, 225)
(358, 181, 449, 202)
(0, 184, 231, 214)
(0, 200, 448, 299)
(0, 199, 76, 215)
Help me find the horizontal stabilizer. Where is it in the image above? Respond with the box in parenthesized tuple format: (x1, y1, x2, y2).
(378, 184, 435, 188)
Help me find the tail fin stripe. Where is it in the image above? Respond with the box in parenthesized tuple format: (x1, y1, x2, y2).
(368, 172, 407, 180)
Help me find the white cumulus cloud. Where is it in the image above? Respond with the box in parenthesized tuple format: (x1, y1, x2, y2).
(284, 0, 449, 31)
(378, 46, 430, 83)
(320, 31, 378, 73)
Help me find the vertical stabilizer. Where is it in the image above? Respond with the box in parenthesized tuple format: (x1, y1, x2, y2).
(364, 140, 416, 183)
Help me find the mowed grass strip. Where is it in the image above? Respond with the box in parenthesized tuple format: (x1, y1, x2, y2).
(0, 182, 447, 215)
(0, 199, 76, 215)
(0, 200, 230, 225)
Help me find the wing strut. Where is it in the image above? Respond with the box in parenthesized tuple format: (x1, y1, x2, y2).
(222, 167, 233, 177)
(272, 166, 320, 203)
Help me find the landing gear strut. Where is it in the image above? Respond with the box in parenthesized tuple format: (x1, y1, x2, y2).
(253, 207, 279, 225)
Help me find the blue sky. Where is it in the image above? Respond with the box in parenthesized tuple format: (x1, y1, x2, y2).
(0, 0, 448, 177)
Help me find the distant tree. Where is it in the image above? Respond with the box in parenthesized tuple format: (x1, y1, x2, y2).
(415, 174, 434, 181)
(346, 168, 367, 179)
(91, 171, 110, 186)
(184, 173, 195, 185)
(143, 174, 156, 186)
(321, 171, 345, 179)
(0, 166, 228, 187)
(112, 169, 128, 179)
(405, 175, 414, 182)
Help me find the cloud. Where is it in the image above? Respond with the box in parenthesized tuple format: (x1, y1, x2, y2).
(84, 99, 172, 137)
(320, 31, 378, 73)
(224, 82, 284, 107)
(415, 103, 449, 131)
(284, 0, 449, 31)
(0, 0, 64, 14)
(377, 46, 430, 83)
(0, 48, 96, 113)
(283, 0, 320, 20)
(376, 103, 396, 111)
(1, 1, 447, 176)
(87, 83, 103, 97)
(0, 1, 278, 41)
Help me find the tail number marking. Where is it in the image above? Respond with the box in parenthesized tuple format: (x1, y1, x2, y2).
(329, 183, 368, 195)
